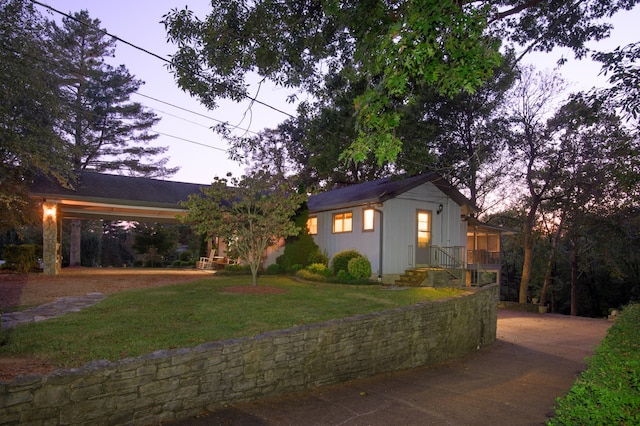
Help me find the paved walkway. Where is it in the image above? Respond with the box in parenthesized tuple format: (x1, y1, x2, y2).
(1, 293, 105, 329)
(166, 310, 612, 426)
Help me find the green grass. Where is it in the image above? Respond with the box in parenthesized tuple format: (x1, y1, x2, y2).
(548, 303, 640, 425)
(0, 276, 464, 368)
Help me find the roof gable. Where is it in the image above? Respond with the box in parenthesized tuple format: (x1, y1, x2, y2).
(308, 173, 477, 213)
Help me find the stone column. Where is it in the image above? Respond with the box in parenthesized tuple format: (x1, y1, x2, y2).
(69, 219, 81, 266)
(42, 203, 61, 275)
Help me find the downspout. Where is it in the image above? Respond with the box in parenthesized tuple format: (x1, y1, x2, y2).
(374, 207, 383, 281)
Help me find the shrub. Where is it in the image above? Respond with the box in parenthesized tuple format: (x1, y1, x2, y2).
(277, 210, 322, 270)
(295, 269, 327, 282)
(288, 264, 303, 273)
(2, 244, 40, 273)
(265, 263, 284, 275)
(336, 269, 354, 281)
(331, 249, 362, 274)
(548, 303, 640, 425)
(306, 263, 332, 277)
(307, 248, 329, 266)
(348, 256, 372, 279)
(224, 263, 250, 273)
(178, 250, 194, 262)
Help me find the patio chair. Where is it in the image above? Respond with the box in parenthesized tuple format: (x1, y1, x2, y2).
(197, 250, 216, 269)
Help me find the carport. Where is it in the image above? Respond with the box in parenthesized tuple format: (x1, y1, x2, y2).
(29, 171, 206, 275)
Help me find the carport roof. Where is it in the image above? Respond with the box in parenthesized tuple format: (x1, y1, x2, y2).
(30, 171, 207, 222)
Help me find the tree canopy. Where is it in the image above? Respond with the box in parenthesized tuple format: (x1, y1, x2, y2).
(48, 10, 176, 178)
(163, 0, 638, 164)
(182, 170, 305, 285)
(0, 0, 71, 230)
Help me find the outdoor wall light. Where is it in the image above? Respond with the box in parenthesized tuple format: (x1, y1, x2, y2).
(43, 205, 57, 223)
(437, 203, 444, 215)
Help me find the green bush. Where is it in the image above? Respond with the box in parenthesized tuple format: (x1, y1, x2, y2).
(548, 303, 640, 425)
(331, 249, 362, 274)
(307, 248, 329, 266)
(223, 263, 250, 273)
(306, 263, 332, 277)
(288, 264, 303, 273)
(277, 210, 322, 270)
(295, 268, 327, 282)
(336, 269, 354, 281)
(265, 263, 284, 275)
(2, 244, 40, 273)
(348, 256, 372, 279)
(178, 250, 194, 262)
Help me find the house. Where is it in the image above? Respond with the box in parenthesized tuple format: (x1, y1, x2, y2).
(306, 173, 505, 286)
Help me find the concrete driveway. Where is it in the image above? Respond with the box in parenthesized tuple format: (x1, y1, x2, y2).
(167, 309, 612, 426)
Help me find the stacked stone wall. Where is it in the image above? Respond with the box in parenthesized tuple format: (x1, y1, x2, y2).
(0, 284, 498, 425)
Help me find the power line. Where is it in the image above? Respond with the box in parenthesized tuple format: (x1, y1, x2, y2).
(133, 92, 260, 136)
(30, 0, 296, 119)
(0, 41, 258, 150)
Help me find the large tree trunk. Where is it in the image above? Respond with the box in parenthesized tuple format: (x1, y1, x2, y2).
(519, 204, 539, 304)
(69, 219, 82, 267)
(540, 218, 563, 306)
(570, 249, 578, 316)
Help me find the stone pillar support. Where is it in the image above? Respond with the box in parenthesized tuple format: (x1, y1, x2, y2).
(42, 202, 61, 275)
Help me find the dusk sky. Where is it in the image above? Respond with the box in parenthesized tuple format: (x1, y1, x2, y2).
(37, 1, 638, 185)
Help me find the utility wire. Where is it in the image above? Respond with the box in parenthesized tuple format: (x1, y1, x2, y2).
(30, 0, 296, 119)
(0, 41, 257, 150)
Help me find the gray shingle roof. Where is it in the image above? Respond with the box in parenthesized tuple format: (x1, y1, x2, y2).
(307, 173, 476, 213)
(30, 170, 205, 208)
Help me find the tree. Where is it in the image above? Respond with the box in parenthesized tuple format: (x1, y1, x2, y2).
(398, 53, 518, 210)
(47, 10, 177, 266)
(132, 223, 177, 267)
(544, 94, 636, 315)
(506, 67, 568, 304)
(163, 0, 637, 165)
(48, 10, 176, 178)
(227, 74, 395, 189)
(592, 42, 640, 120)
(183, 170, 305, 285)
(0, 0, 71, 230)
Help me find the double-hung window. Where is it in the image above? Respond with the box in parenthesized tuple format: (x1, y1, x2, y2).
(333, 212, 352, 233)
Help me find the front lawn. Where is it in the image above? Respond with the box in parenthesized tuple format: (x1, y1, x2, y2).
(0, 276, 464, 368)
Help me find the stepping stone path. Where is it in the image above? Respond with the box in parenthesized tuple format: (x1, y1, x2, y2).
(1, 293, 105, 329)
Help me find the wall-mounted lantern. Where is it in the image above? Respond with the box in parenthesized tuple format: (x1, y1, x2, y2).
(43, 204, 57, 224)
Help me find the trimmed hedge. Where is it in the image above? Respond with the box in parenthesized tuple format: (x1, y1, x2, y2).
(548, 303, 640, 425)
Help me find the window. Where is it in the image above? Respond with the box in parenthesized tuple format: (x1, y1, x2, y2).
(333, 212, 352, 233)
(417, 211, 431, 247)
(306, 216, 318, 235)
(363, 208, 375, 231)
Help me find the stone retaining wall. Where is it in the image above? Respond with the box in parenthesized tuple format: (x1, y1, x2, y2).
(0, 284, 498, 425)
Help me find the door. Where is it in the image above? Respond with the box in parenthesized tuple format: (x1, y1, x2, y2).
(416, 210, 431, 265)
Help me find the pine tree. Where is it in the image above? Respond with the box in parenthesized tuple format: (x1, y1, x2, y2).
(47, 10, 178, 266)
(47, 10, 177, 178)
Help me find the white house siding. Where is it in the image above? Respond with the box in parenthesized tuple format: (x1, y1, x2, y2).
(312, 205, 381, 278)
(381, 182, 463, 278)
(311, 182, 465, 282)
